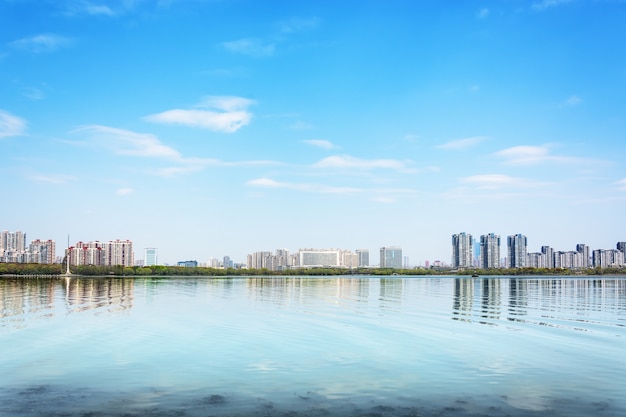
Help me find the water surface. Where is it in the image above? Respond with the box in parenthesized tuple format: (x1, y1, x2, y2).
(1, 276, 624, 416)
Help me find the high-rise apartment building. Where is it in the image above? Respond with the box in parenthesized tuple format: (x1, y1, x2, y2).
(66, 239, 134, 267)
(576, 244, 590, 268)
(479, 233, 500, 269)
(28, 239, 56, 264)
(541, 246, 554, 268)
(451, 233, 473, 269)
(1, 230, 26, 252)
(380, 246, 402, 268)
(144, 248, 158, 266)
(592, 249, 625, 268)
(507, 234, 527, 268)
(356, 249, 369, 267)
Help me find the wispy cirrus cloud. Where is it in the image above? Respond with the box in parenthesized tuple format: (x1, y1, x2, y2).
(116, 187, 134, 196)
(461, 174, 547, 189)
(532, 0, 574, 11)
(221, 38, 276, 57)
(494, 144, 595, 166)
(314, 155, 415, 173)
(62, 1, 116, 16)
(477, 8, 489, 19)
(616, 178, 626, 191)
(72, 125, 277, 177)
(277, 16, 321, 33)
(303, 139, 335, 150)
(144, 96, 254, 133)
(561, 95, 582, 107)
(73, 125, 183, 159)
(28, 174, 77, 184)
(10, 34, 73, 53)
(437, 136, 487, 150)
(0, 110, 27, 138)
(246, 177, 362, 195)
(222, 16, 320, 57)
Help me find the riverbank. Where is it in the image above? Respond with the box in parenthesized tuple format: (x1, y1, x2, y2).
(1, 262, 626, 277)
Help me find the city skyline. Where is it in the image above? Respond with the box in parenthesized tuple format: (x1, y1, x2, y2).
(1, 1, 625, 265)
(3, 227, 626, 269)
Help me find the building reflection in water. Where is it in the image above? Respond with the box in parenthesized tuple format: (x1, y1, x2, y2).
(379, 278, 404, 312)
(64, 277, 134, 314)
(0, 278, 57, 325)
(453, 277, 626, 326)
(245, 277, 372, 311)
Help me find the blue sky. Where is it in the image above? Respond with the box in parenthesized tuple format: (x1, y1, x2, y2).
(1, 0, 625, 266)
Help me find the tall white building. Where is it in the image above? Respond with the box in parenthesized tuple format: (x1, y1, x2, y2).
(144, 248, 158, 266)
(451, 233, 473, 269)
(380, 246, 402, 269)
(479, 233, 500, 269)
(507, 234, 527, 268)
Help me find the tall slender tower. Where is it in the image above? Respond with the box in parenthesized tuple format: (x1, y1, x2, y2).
(507, 234, 528, 268)
(479, 233, 500, 269)
(451, 233, 473, 269)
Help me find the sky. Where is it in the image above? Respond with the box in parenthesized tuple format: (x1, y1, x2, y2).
(1, 0, 626, 266)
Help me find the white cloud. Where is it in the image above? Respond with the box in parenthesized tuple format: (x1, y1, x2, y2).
(0, 110, 27, 138)
(494, 144, 592, 166)
(28, 174, 77, 184)
(144, 96, 254, 133)
(72, 125, 183, 159)
(11, 34, 73, 53)
(532, 0, 574, 10)
(616, 178, 626, 191)
(246, 177, 362, 194)
(24, 87, 45, 100)
(64, 2, 115, 16)
(314, 155, 413, 172)
(116, 187, 134, 196)
(477, 8, 489, 19)
(289, 121, 314, 130)
(461, 174, 544, 189)
(221, 38, 276, 57)
(278, 17, 321, 33)
(562, 95, 583, 107)
(303, 139, 335, 150)
(437, 136, 486, 150)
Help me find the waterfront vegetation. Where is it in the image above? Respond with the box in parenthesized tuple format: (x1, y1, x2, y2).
(1, 262, 626, 277)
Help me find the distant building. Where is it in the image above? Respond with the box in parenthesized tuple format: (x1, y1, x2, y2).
(576, 244, 590, 268)
(356, 249, 369, 267)
(451, 233, 473, 269)
(541, 246, 554, 268)
(507, 234, 527, 268)
(145, 248, 158, 266)
(298, 249, 341, 267)
(380, 246, 402, 268)
(177, 260, 198, 267)
(66, 239, 134, 267)
(28, 239, 56, 264)
(479, 233, 500, 269)
(592, 249, 624, 268)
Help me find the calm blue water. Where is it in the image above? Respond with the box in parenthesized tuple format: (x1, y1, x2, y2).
(0, 276, 624, 417)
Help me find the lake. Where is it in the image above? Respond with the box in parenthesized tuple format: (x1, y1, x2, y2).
(0, 275, 624, 417)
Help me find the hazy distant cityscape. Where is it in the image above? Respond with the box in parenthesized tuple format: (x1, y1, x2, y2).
(2, 229, 625, 271)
